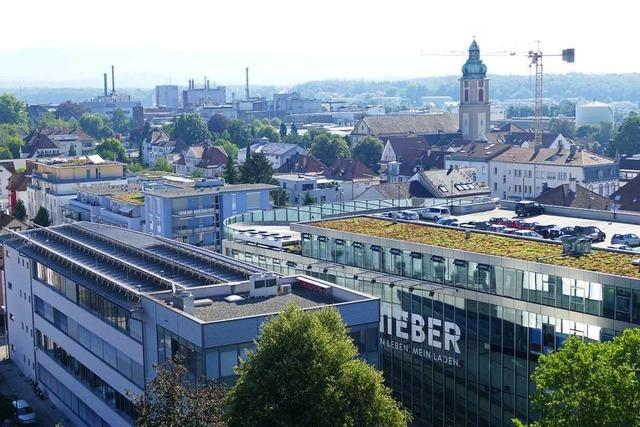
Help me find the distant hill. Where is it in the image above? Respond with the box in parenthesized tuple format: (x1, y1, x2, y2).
(292, 73, 640, 104)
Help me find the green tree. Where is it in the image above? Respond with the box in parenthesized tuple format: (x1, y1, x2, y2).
(279, 122, 287, 137)
(227, 120, 252, 148)
(33, 207, 51, 227)
(239, 152, 274, 184)
(153, 158, 173, 172)
(207, 113, 228, 135)
(302, 191, 316, 205)
(214, 138, 238, 159)
(516, 329, 640, 427)
(597, 121, 614, 146)
(79, 113, 113, 139)
(0, 124, 24, 158)
(223, 156, 239, 184)
(290, 122, 298, 135)
(171, 114, 211, 146)
(55, 101, 86, 121)
(309, 134, 350, 167)
(0, 94, 27, 126)
(225, 305, 410, 427)
(548, 117, 575, 138)
(127, 162, 145, 173)
(257, 125, 280, 142)
(191, 169, 204, 178)
(353, 136, 384, 172)
(611, 112, 640, 155)
(12, 199, 26, 221)
(133, 356, 226, 427)
(0, 146, 12, 159)
(109, 109, 129, 134)
(67, 144, 77, 156)
(96, 137, 126, 161)
(36, 112, 78, 129)
(576, 124, 599, 138)
(270, 188, 289, 207)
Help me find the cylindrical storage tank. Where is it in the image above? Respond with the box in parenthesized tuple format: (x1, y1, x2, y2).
(575, 101, 614, 128)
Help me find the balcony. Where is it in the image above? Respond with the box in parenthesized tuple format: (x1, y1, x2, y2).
(173, 207, 218, 217)
(173, 225, 217, 235)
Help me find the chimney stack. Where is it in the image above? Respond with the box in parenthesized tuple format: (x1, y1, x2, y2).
(111, 65, 115, 94)
(103, 73, 108, 97)
(245, 67, 250, 100)
(569, 177, 577, 193)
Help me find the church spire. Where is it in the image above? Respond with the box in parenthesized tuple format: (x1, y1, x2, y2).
(461, 38, 487, 79)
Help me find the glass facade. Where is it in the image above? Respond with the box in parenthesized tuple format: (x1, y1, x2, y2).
(226, 235, 634, 426)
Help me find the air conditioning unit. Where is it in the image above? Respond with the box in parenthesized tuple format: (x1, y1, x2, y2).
(280, 284, 292, 294)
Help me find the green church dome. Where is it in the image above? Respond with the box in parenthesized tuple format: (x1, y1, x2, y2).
(461, 39, 487, 79)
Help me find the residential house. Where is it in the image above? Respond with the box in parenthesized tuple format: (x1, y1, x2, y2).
(27, 155, 128, 225)
(490, 145, 618, 201)
(444, 142, 512, 187)
(354, 182, 424, 201)
(619, 154, 640, 184)
(142, 129, 187, 167)
(350, 113, 459, 145)
(324, 159, 381, 200)
(379, 135, 453, 182)
(610, 175, 640, 212)
(20, 133, 62, 159)
(174, 145, 228, 178)
(0, 159, 27, 210)
(276, 153, 327, 175)
(535, 179, 613, 211)
(408, 166, 490, 199)
(38, 128, 97, 156)
(237, 139, 304, 170)
(274, 174, 343, 205)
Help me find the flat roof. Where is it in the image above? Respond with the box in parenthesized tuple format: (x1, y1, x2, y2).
(193, 284, 336, 322)
(308, 216, 640, 279)
(144, 183, 277, 198)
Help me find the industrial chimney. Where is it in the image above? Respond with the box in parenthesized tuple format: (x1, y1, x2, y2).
(103, 73, 108, 97)
(245, 67, 250, 100)
(111, 65, 115, 94)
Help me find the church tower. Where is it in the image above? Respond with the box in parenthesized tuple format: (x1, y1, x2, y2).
(459, 38, 490, 140)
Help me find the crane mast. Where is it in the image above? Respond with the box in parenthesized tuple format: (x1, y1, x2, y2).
(529, 47, 544, 144)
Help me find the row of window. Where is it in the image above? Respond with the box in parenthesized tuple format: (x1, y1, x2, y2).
(34, 262, 142, 341)
(35, 296, 144, 387)
(36, 330, 136, 421)
(301, 236, 640, 322)
(38, 364, 109, 427)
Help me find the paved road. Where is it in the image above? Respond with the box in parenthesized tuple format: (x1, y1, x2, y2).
(0, 352, 73, 426)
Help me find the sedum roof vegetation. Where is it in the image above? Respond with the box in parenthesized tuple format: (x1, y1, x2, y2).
(113, 193, 144, 204)
(314, 216, 640, 279)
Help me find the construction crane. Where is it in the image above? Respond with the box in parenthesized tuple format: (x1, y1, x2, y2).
(422, 41, 575, 144)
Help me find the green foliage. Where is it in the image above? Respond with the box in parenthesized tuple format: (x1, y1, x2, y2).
(191, 169, 204, 178)
(0, 124, 23, 158)
(239, 152, 274, 184)
(109, 109, 129, 134)
(0, 146, 12, 159)
(214, 138, 238, 159)
(548, 117, 575, 138)
(257, 124, 280, 142)
(353, 136, 384, 172)
(153, 158, 173, 173)
(270, 188, 289, 207)
(79, 113, 113, 139)
(33, 207, 51, 227)
(303, 191, 316, 205)
(127, 162, 145, 173)
(290, 122, 298, 135)
(225, 305, 410, 427)
(279, 122, 287, 137)
(36, 112, 78, 129)
(133, 356, 226, 427)
(55, 101, 86, 121)
(12, 199, 26, 221)
(576, 124, 599, 138)
(611, 112, 640, 155)
(226, 120, 252, 148)
(223, 156, 239, 184)
(308, 133, 350, 166)
(171, 114, 211, 146)
(207, 113, 228, 135)
(67, 144, 77, 156)
(516, 329, 640, 427)
(96, 137, 126, 161)
(0, 94, 27, 126)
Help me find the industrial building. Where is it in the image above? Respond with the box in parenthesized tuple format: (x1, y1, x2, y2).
(222, 204, 640, 426)
(575, 101, 614, 128)
(2, 222, 379, 426)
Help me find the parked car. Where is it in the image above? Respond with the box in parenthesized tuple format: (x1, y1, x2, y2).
(501, 228, 519, 235)
(400, 211, 419, 221)
(608, 244, 638, 252)
(513, 230, 544, 239)
(533, 224, 557, 238)
(489, 217, 509, 225)
(559, 226, 576, 236)
(473, 221, 493, 231)
(459, 222, 477, 230)
(611, 233, 640, 247)
(418, 207, 450, 221)
(574, 225, 606, 242)
(12, 400, 36, 425)
(487, 224, 507, 233)
(436, 218, 459, 226)
(547, 228, 565, 240)
(515, 201, 545, 217)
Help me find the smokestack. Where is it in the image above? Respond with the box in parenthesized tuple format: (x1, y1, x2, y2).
(245, 67, 250, 100)
(207, 80, 210, 90)
(111, 65, 115, 94)
(103, 73, 108, 97)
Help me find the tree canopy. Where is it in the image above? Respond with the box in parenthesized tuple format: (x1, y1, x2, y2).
(109, 109, 129, 134)
(153, 157, 174, 172)
(214, 138, 238, 159)
(207, 114, 229, 135)
(171, 114, 211, 146)
(308, 133, 350, 167)
(96, 137, 126, 161)
(611, 112, 640, 155)
(225, 305, 410, 427)
(79, 113, 113, 139)
(0, 124, 24, 158)
(33, 207, 51, 227)
(353, 136, 384, 172)
(12, 199, 26, 221)
(548, 117, 576, 139)
(0, 94, 27, 127)
(239, 152, 275, 184)
(516, 329, 640, 427)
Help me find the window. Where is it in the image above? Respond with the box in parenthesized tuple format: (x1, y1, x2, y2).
(464, 89, 469, 102)
(478, 88, 484, 102)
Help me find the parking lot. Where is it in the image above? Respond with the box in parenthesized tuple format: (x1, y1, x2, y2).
(436, 207, 640, 249)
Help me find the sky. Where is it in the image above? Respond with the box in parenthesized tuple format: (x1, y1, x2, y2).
(0, 0, 635, 88)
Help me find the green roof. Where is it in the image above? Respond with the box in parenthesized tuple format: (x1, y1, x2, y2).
(312, 216, 640, 279)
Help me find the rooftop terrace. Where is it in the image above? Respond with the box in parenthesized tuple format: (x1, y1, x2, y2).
(311, 216, 640, 279)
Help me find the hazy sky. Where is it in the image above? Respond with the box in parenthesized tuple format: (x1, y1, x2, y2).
(0, 0, 634, 87)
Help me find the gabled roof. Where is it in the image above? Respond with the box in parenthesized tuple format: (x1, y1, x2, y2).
(414, 167, 490, 198)
(492, 146, 614, 167)
(40, 127, 93, 141)
(620, 154, 640, 171)
(197, 146, 228, 169)
(253, 142, 299, 156)
(148, 129, 172, 146)
(494, 122, 526, 133)
(535, 183, 613, 211)
(0, 212, 27, 229)
(325, 159, 376, 181)
(488, 129, 563, 149)
(446, 141, 512, 161)
(611, 176, 640, 212)
(21, 133, 60, 158)
(354, 114, 458, 136)
(7, 170, 30, 192)
(276, 153, 327, 174)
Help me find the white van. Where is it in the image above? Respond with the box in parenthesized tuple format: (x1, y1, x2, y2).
(418, 207, 450, 221)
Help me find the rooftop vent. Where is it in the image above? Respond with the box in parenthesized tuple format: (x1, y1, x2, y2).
(172, 289, 195, 314)
(249, 272, 279, 298)
(224, 294, 244, 303)
(562, 236, 592, 256)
